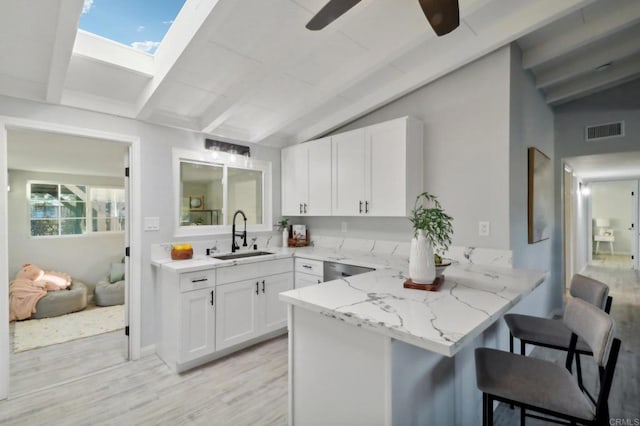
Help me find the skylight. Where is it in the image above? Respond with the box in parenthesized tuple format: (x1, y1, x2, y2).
(78, 0, 186, 55)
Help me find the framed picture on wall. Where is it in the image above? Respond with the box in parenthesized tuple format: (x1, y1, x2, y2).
(189, 195, 204, 210)
(528, 147, 552, 244)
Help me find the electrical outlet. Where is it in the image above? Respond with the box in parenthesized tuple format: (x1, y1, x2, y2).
(479, 221, 490, 236)
(341, 222, 348, 233)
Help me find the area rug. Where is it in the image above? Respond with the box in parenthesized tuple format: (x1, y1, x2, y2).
(13, 304, 125, 352)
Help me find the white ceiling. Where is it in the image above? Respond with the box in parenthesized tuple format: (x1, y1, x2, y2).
(566, 151, 640, 180)
(0, 0, 639, 149)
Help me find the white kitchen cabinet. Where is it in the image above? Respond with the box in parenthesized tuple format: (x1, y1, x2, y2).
(215, 279, 259, 351)
(215, 259, 293, 351)
(281, 137, 331, 216)
(332, 116, 424, 216)
(294, 257, 323, 289)
(157, 268, 216, 372)
(179, 287, 216, 363)
(262, 273, 295, 333)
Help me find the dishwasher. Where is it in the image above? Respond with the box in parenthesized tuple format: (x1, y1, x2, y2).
(323, 261, 375, 281)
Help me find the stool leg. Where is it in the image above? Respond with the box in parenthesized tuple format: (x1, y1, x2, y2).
(576, 353, 584, 391)
(520, 341, 526, 356)
(483, 393, 493, 426)
(520, 407, 525, 426)
(509, 332, 514, 354)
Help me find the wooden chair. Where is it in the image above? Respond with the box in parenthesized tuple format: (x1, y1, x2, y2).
(475, 297, 621, 425)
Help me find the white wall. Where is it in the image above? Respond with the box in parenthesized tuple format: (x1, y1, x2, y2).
(7, 170, 124, 284)
(591, 180, 636, 254)
(0, 95, 282, 349)
(299, 46, 512, 249)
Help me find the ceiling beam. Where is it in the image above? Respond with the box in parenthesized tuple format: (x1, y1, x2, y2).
(546, 54, 640, 104)
(135, 0, 230, 120)
(522, 1, 640, 69)
(535, 24, 640, 89)
(46, 0, 84, 103)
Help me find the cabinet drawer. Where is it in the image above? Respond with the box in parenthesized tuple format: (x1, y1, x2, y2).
(295, 258, 323, 276)
(217, 258, 293, 284)
(295, 272, 323, 289)
(180, 270, 215, 292)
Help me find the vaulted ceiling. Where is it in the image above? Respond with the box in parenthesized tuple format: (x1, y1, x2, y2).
(1, 0, 638, 148)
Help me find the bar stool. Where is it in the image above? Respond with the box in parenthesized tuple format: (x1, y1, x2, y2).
(475, 297, 621, 425)
(504, 274, 612, 398)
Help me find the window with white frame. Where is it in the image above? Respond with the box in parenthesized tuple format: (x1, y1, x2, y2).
(29, 182, 125, 237)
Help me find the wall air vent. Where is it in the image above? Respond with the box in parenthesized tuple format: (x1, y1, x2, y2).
(585, 121, 624, 141)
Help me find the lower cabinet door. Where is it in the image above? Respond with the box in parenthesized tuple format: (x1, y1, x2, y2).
(215, 279, 259, 351)
(179, 287, 216, 363)
(295, 271, 323, 289)
(262, 272, 294, 334)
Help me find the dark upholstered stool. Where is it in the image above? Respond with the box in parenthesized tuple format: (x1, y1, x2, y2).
(504, 274, 612, 395)
(476, 297, 621, 425)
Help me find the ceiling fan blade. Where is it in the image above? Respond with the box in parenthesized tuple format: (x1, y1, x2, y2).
(418, 0, 460, 36)
(306, 0, 362, 31)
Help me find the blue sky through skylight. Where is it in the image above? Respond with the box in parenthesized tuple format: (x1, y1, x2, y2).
(79, 0, 186, 54)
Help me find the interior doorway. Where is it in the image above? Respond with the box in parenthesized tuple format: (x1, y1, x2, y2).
(0, 117, 142, 400)
(588, 180, 638, 270)
(6, 129, 130, 396)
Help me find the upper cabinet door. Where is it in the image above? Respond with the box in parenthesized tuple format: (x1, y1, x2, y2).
(281, 144, 308, 216)
(332, 128, 367, 216)
(366, 118, 412, 216)
(306, 137, 332, 216)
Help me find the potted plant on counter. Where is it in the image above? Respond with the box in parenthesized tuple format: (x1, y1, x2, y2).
(408, 192, 453, 284)
(277, 218, 289, 248)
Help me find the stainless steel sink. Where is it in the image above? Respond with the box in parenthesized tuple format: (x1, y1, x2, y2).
(212, 251, 274, 261)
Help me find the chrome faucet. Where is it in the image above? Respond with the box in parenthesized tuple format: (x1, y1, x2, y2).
(231, 210, 248, 253)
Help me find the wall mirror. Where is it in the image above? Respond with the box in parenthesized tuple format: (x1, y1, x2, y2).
(174, 148, 272, 237)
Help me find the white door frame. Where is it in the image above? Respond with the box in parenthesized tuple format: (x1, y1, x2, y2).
(0, 116, 142, 399)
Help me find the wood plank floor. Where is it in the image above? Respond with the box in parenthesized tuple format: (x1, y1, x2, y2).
(2, 263, 637, 425)
(1, 335, 288, 425)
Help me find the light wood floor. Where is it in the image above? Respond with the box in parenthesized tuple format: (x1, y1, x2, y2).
(9, 305, 127, 398)
(2, 264, 637, 425)
(591, 253, 634, 269)
(495, 264, 640, 425)
(1, 335, 288, 425)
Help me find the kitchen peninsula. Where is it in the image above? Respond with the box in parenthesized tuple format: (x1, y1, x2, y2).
(280, 260, 545, 425)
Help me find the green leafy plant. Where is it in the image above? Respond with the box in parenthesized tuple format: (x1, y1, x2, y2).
(276, 218, 289, 231)
(409, 192, 453, 253)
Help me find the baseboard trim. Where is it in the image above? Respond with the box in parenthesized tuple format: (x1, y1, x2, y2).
(140, 344, 156, 358)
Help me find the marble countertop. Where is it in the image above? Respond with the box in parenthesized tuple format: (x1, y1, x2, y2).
(151, 245, 410, 273)
(280, 262, 546, 357)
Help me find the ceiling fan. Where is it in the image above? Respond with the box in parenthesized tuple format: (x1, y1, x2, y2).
(306, 0, 460, 37)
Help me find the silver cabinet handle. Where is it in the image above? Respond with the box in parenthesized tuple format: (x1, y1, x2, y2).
(303, 203, 308, 214)
(191, 278, 208, 283)
(359, 201, 363, 213)
(365, 201, 369, 213)
(299, 203, 303, 214)
(302, 264, 312, 269)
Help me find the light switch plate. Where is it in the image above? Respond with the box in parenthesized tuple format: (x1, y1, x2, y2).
(479, 221, 490, 236)
(144, 217, 160, 231)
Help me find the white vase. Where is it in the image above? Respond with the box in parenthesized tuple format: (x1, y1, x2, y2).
(282, 229, 289, 247)
(409, 230, 436, 284)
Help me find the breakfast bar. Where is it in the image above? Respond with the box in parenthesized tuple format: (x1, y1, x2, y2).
(280, 263, 546, 425)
